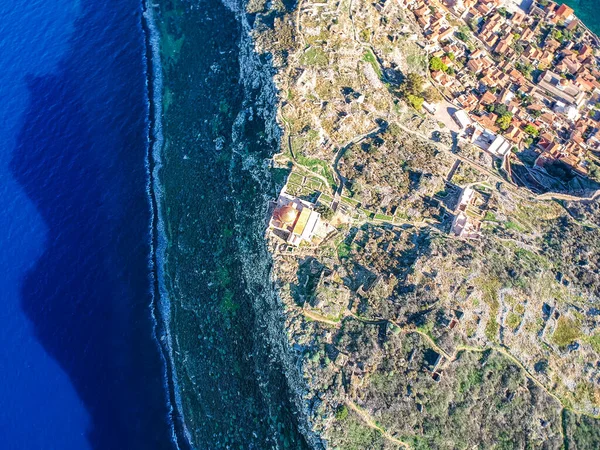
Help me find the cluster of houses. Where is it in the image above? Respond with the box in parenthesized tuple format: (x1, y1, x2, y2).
(400, 0, 600, 178)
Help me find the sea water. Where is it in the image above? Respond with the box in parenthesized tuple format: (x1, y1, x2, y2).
(1, 0, 175, 448)
(563, 0, 600, 36)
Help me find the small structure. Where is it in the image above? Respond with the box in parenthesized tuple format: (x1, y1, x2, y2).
(432, 369, 443, 382)
(422, 100, 437, 114)
(334, 351, 349, 367)
(451, 212, 480, 239)
(450, 187, 488, 239)
(268, 188, 335, 247)
(487, 134, 512, 158)
(449, 310, 464, 329)
(269, 192, 322, 246)
(423, 348, 444, 382)
(440, 309, 464, 330)
(453, 109, 473, 132)
(310, 268, 350, 317)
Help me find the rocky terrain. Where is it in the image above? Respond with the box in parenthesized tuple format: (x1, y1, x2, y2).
(151, 0, 310, 447)
(246, 0, 600, 447)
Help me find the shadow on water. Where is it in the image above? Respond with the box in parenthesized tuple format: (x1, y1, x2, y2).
(10, 1, 175, 449)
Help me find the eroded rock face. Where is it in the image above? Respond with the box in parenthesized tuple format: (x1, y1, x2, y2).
(230, 9, 326, 447)
(152, 0, 313, 447)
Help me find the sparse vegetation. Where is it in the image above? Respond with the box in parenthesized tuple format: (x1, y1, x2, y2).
(301, 46, 328, 67)
(256, 0, 600, 446)
(552, 316, 581, 347)
(524, 124, 539, 137)
(456, 25, 471, 42)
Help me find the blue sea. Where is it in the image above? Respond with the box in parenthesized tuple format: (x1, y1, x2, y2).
(0, 0, 176, 449)
(563, 0, 600, 35)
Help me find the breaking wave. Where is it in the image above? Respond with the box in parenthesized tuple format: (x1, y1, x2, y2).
(141, 1, 192, 448)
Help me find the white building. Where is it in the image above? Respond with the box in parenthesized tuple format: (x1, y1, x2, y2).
(487, 135, 512, 158)
(554, 101, 580, 122)
(269, 193, 322, 246)
(422, 101, 437, 114)
(450, 187, 483, 239)
(453, 109, 472, 130)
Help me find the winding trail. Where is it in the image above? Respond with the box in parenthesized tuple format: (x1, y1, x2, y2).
(303, 309, 599, 422)
(345, 400, 410, 448)
(331, 126, 384, 210)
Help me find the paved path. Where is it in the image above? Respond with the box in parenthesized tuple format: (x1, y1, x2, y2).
(431, 100, 460, 133)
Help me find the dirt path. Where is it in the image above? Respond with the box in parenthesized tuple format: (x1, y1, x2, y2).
(345, 400, 410, 448)
(303, 309, 340, 326)
(304, 310, 599, 420)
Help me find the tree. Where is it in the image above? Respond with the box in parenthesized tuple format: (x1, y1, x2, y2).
(496, 114, 512, 130)
(401, 72, 425, 97)
(335, 405, 349, 420)
(424, 87, 442, 103)
(456, 26, 472, 42)
(487, 103, 508, 116)
(516, 62, 534, 79)
(519, 94, 532, 107)
(407, 94, 424, 110)
(563, 30, 573, 41)
(530, 109, 542, 118)
(552, 28, 564, 42)
(513, 42, 524, 54)
(469, 18, 479, 32)
(588, 161, 600, 182)
(524, 124, 539, 137)
(429, 56, 447, 72)
(316, 204, 334, 220)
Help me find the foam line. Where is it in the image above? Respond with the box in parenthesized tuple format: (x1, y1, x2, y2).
(141, 1, 193, 448)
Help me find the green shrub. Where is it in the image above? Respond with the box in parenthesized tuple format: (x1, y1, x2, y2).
(407, 94, 424, 111)
(335, 405, 349, 420)
(362, 49, 382, 79)
(316, 204, 334, 220)
(496, 114, 512, 131)
(524, 124, 539, 137)
(589, 333, 600, 353)
(429, 56, 447, 72)
(506, 312, 521, 330)
(551, 317, 581, 347)
(401, 72, 425, 96)
(456, 26, 471, 42)
(301, 47, 328, 67)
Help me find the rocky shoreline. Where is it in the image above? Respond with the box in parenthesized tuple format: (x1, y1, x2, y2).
(148, 0, 314, 447)
(142, 0, 191, 446)
(149, 0, 600, 446)
(229, 8, 324, 448)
